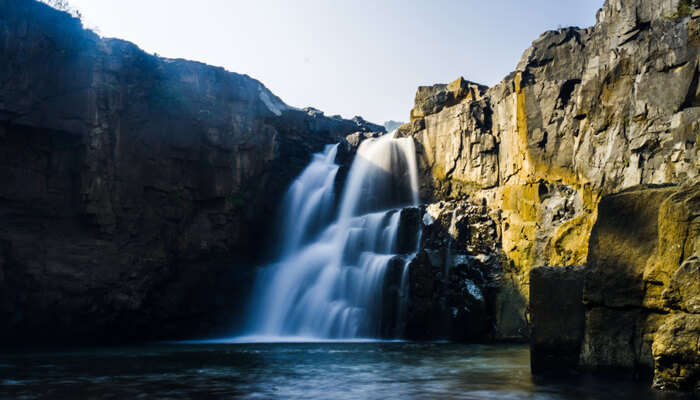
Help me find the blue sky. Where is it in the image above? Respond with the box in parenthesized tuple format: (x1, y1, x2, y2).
(66, 0, 603, 124)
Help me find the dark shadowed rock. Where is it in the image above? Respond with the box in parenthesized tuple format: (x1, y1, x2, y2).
(380, 254, 412, 338)
(581, 179, 700, 389)
(396, 207, 421, 254)
(0, 0, 381, 343)
(402, 200, 501, 341)
(529, 265, 585, 375)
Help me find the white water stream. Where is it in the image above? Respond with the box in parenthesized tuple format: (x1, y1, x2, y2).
(243, 133, 420, 340)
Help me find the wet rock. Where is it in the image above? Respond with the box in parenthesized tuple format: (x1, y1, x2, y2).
(379, 255, 411, 338)
(396, 207, 421, 254)
(402, 200, 501, 341)
(403, 250, 438, 339)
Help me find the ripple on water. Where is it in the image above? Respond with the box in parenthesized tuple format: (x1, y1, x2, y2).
(0, 343, 690, 399)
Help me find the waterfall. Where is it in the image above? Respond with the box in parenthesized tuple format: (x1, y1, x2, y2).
(242, 133, 420, 340)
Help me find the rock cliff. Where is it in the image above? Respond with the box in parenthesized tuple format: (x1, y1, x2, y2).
(398, 0, 700, 340)
(394, 0, 700, 390)
(529, 181, 700, 390)
(0, 0, 382, 342)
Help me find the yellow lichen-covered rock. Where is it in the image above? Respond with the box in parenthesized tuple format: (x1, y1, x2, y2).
(581, 180, 700, 387)
(652, 313, 700, 391)
(402, 0, 700, 342)
(644, 184, 700, 311)
(663, 257, 700, 314)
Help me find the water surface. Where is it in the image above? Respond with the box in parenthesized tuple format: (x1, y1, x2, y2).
(0, 343, 690, 399)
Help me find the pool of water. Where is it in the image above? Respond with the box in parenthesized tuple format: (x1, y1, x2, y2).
(0, 342, 691, 399)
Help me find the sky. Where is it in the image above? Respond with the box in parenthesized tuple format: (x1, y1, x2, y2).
(64, 0, 604, 124)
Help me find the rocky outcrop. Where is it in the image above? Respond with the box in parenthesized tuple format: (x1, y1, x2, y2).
(0, 0, 382, 343)
(526, 181, 699, 388)
(409, 78, 488, 122)
(398, 0, 700, 341)
(401, 200, 503, 341)
(580, 180, 700, 389)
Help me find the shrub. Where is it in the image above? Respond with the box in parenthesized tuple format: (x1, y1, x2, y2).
(39, 0, 82, 20)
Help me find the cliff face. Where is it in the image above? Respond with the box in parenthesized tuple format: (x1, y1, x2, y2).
(399, 0, 700, 340)
(582, 181, 700, 390)
(0, 0, 382, 342)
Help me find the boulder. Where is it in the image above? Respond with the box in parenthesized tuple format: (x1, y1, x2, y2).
(410, 77, 488, 121)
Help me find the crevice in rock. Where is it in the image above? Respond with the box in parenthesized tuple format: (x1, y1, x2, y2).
(680, 64, 700, 110)
(558, 79, 581, 108)
(537, 130, 548, 150)
(530, 57, 554, 68)
(619, 21, 651, 46)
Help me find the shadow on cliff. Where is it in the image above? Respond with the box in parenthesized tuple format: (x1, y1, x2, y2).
(0, 0, 371, 344)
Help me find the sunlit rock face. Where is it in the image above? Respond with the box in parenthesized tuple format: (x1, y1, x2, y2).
(398, 0, 700, 341)
(392, 0, 700, 389)
(581, 180, 700, 390)
(0, 0, 383, 343)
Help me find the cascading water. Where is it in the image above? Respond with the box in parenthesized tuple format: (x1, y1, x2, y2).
(243, 132, 420, 340)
